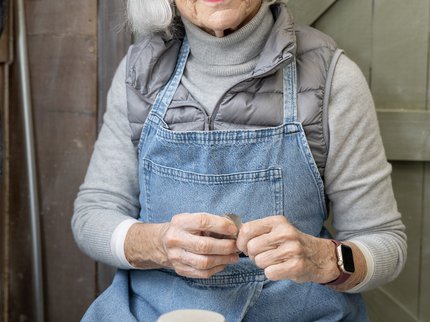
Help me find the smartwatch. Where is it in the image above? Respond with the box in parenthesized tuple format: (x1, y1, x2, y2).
(324, 240, 355, 285)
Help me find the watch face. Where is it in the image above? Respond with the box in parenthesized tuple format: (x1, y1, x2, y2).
(341, 245, 355, 273)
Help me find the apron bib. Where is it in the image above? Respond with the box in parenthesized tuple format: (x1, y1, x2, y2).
(82, 38, 369, 322)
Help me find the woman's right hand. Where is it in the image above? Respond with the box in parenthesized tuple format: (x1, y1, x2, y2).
(125, 213, 240, 278)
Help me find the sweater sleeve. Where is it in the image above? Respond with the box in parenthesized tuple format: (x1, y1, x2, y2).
(325, 54, 407, 292)
(71, 57, 140, 268)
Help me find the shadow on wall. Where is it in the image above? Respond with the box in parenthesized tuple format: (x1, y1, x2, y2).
(0, 0, 7, 176)
(0, 0, 8, 35)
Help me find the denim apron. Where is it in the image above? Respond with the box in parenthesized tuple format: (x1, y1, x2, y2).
(82, 39, 369, 322)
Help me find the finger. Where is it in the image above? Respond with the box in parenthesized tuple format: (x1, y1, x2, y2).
(246, 232, 284, 257)
(167, 248, 237, 274)
(173, 213, 238, 236)
(237, 216, 293, 254)
(236, 218, 275, 253)
(181, 234, 239, 255)
(253, 246, 290, 269)
(180, 252, 240, 270)
(264, 258, 305, 282)
(173, 263, 227, 279)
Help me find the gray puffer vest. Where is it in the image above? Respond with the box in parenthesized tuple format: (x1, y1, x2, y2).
(125, 4, 343, 178)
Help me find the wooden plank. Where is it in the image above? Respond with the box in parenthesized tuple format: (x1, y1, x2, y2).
(96, 0, 131, 294)
(383, 162, 422, 317)
(288, 0, 338, 26)
(372, 0, 429, 110)
(27, 35, 96, 115)
(0, 10, 13, 319)
(289, 1, 429, 321)
(0, 7, 10, 63)
(97, 0, 131, 131)
(421, 164, 430, 320)
(25, 1, 96, 36)
(363, 162, 423, 321)
(377, 110, 430, 161)
(23, 0, 98, 321)
(35, 111, 97, 321)
(363, 288, 416, 322)
(0, 62, 7, 322)
(313, 0, 372, 81)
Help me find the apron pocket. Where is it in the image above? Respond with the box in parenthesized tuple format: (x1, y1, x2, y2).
(140, 158, 283, 223)
(130, 269, 264, 322)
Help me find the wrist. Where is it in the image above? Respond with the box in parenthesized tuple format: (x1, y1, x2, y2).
(124, 222, 170, 269)
(319, 238, 342, 283)
(111, 218, 140, 268)
(322, 240, 355, 286)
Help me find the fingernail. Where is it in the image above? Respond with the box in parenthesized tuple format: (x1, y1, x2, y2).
(228, 225, 238, 235)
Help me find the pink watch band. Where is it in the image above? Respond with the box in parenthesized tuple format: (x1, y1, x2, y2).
(323, 240, 352, 286)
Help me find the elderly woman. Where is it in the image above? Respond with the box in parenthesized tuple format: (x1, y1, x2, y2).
(72, 0, 407, 321)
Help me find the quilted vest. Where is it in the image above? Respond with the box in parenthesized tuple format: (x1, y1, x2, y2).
(125, 4, 342, 178)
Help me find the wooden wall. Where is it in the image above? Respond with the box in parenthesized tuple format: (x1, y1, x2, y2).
(292, 0, 430, 321)
(0, 0, 429, 321)
(0, 3, 11, 320)
(0, 0, 130, 321)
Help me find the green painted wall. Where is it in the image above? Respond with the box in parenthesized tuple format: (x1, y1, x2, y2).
(290, 1, 430, 321)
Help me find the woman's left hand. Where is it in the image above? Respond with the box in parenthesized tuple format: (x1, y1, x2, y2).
(236, 215, 340, 283)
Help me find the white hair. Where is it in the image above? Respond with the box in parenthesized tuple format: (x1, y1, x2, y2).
(127, 0, 285, 36)
(127, 0, 174, 35)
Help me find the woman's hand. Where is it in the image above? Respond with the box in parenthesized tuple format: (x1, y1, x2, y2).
(236, 215, 340, 284)
(125, 213, 240, 279)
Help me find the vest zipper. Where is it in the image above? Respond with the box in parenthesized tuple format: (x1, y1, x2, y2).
(208, 54, 293, 131)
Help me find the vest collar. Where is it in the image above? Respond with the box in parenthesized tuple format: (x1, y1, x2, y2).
(252, 3, 297, 78)
(127, 4, 297, 90)
(172, 3, 296, 78)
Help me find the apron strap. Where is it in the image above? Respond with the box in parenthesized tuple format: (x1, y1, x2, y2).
(282, 59, 298, 123)
(149, 37, 190, 122)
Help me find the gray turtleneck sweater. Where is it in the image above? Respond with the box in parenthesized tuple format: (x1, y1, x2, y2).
(181, 2, 273, 115)
(72, 4, 406, 294)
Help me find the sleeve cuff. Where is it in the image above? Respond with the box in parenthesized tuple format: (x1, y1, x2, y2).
(110, 218, 140, 269)
(345, 240, 375, 293)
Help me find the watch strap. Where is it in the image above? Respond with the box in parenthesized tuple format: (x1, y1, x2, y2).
(323, 240, 352, 286)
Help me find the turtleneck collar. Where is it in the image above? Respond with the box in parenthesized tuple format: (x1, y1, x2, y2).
(181, 2, 274, 66)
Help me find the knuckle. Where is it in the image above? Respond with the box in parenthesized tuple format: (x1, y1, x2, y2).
(278, 225, 288, 234)
(166, 250, 181, 263)
(200, 270, 214, 279)
(240, 223, 252, 236)
(291, 240, 303, 253)
(198, 213, 211, 229)
(293, 259, 305, 273)
(195, 239, 211, 254)
(164, 234, 180, 248)
(278, 215, 288, 222)
(226, 240, 238, 253)
(170, 214, 182, 225)
(171, 213, 192, 225)
(273, 215, 284, 223)
(288, 259, 304, 278)
(191, 269, 213, 279)
(174, 267, 188, 277)
(289, 229, 301, 240)
(201, 257, 212, 269)
(187, 256, 198, 268)
(196, 256, 211, 269)
(247, 240, 258, 256)
(254, 255, 266, 269)
(264, 267, 280, 281)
